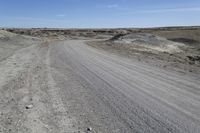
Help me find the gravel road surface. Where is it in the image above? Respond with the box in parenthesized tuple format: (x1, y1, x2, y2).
(49, 40, 200, 133)
(1, 40, 200, 133)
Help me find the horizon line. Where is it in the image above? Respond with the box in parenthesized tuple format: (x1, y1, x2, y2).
(1, 25, 200, 30)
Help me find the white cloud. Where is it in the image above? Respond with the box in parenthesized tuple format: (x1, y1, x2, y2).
(122, 7, 200, 15)
(106, 4, 119, 9)
(96, 4, 121, 10)
(57, 14, 66, 17)
(104, 4, 119, 8)
(139, 7, 200, 13)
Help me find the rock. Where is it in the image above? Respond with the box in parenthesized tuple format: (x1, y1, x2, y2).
(25, 104, 33, 109)
(187, 56, 200, 62)
(87, 127, 92, 131)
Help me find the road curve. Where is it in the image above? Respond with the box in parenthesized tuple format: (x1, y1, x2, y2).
(49, 40, 200, 133)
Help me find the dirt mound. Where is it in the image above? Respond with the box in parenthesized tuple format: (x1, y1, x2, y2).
(0, 30, 16, 40)
(0, 30, 39, 43)
(0, 30, 41, 61)
(169, 38, 199, 46)
(109, 33, 185, 53)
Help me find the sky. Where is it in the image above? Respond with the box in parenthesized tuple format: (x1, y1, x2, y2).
(0, 0, 200, 28)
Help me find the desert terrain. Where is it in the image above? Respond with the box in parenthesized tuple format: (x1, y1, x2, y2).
(0, 27, 200, 133)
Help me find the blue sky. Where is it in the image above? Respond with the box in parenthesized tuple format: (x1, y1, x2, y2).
(0, 0, 200, 28)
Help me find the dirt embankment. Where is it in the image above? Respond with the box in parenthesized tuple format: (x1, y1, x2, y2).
(88, 32, 200, 74)
(5, 29, 124, 40)
(0, 30, 41, 61)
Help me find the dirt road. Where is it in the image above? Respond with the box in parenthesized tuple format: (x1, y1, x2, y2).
(1, 40, 200, 133)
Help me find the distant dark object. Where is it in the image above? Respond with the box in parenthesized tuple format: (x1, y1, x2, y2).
(187, 56, 200, 62)
(169, 38, 199, 45)
(110, 34, 126, 41)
